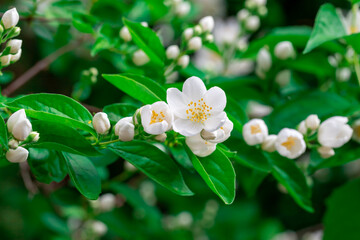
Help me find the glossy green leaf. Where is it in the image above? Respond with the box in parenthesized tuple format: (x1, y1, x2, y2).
(72, 12, 97, 34)
(266, 153, 313, 212)
(187, 147, 236, 204)
(225, 98, 248, 133)
(0, 115, 8, 154)
(30, 120, 99, 156)
(123, 18, 165, 67)
(109, 141, 193, 196)
(5, 93, 95, 135)
(236, 165, 268, 197)
(103, 103, 138, 123)
(323, 179, 360, 240)
(61, 152, 101, 200)
(303, 3, 347, 54)
(103, 73, 166, 104)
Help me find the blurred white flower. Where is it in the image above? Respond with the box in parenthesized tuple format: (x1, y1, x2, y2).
(305, 114, 320, 131)
(274, 41, 296, 60)
(167, 76, 227, 136)
(0, 55, 11, 67)
(141, 101, 173, 135)
(199, 16, 215, 32)
(114, 117, 135, 141)
(176, 211, 193, 228)
(192, 0, 226, 17)
(275, 69, 291, 87)
(352, 119, 360, 143)
(317, 146, 335, 159)
(318, 116, 353, 148)
(242, 119, 268, 145)
(7, 39, 22, 54)
(271, 231, 297, 240)
(1, 8, 19, 29)
(193, 49, 224, 74)
(188, 37, 202, 51)
(98, 193, 116, 212)
(91, 221, 108, 236)
(175, 1, 191, 17)
(297, 120, 307, 135)
(256, 47, 272, 72)
(186, 133, 217, 157)
(132, 49, 150, 66)
(247, 101, 273, 118)
(213, 18, 239, 46)
(120, 26, 132, 42)
(340, 8, 360, 34)
(336, 67, 351, 82)
(177, 55, 190, 68)
(155, 133, 167, 142)
(93, 112, 111, 134)
(237, 9, 250, 22)
(245, 15, 260, 31)
(6, 147, 28, 163)
(275, 128, 306, 159)
(261, 134, 277, 152)
(166, 45, 180, 59)
(302, 230, 323, 240)
(183, 28, 194, 40)
(10, 49, 21, 63)
(8, 139, 19, 149)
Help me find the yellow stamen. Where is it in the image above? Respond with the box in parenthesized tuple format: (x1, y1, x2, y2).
(250, 124, 261, 134)
(281, 136, 297, 150)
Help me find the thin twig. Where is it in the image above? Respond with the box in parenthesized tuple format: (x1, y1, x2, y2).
(19, 161, 39, 197)
(2, 39, 84, 97)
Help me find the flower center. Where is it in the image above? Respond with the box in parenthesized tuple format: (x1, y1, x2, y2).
(150, 110, 165, 124)
(281, 136, 296, 150)
(250, 124, 261, 134)
(186, 98, 212, 123)
(350, 26, 358, 34)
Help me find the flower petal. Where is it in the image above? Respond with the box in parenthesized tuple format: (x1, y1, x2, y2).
(182, 76, 207, 100)
(144, 121, 168, 135)
(166, 88, 189, 118)
(173, 118, 203, 136)
(203, 86, 226, 113)
(203, 111, 227, 132)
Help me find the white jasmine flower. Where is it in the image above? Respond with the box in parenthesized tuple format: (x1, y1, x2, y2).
(245, 15, 260, 31)
(188, 37, 202, 51)
(132, 49, 150, 66)
(247, 101, 273, 118)
(275, 128, 306, 159)
(199, 16, 215, 32)
(352, 119, 360, 143)
(177, 55, 189, 68)
(6, 147, 28, 163)
(0, 55, 11, 67)
(114, 117, 135, 141)
(7, 109, 26, 133)
(305, 114, 320, 131)
(340, 9, 360, 34)
(1, 8, 19, 29)
(12, 118, 32, 141)
(141, 101, 173, 135)
(175, 1, 191, 17)
(261, 134, 277, 152)
(317, 146, 335, 159)
(166, 45, 180, 59)
(120, 26, 132, 42)
(167, 77, 227, 136)
(213, 18, 239, 46)
(185, 133, 217, 157)
(6, 39, 22, 54)
(237, 9, 250, 21)
(318, 116, 353, 148)
(10, 49, 21, 63)
(242, 119, 268, 145)
(92, 112, 111, 134)
(275, 69, 291, 87)
(274, 41, 296, 60)
(183, 28, 194, 40)
(202, 116, 233, 143)
(336, 67, 351, 82)
(256, 47, 272, 71)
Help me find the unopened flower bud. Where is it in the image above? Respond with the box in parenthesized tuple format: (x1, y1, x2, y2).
(258, 6, 268, 16)
(205, 34, 214, 43)
(6, 147, 29, 163)
(261, 134, 277, 152)
(275, 69, 291, 87)
(336, 67, 351, 82)
(1, 8, 19, 29)
(245, 15, 260, 31)
(274, 41, 296, 60)
(175, 1, 191, 17)
(166, 45, 180, 59)
(243, 119, 268, 145)
(183, 28, 193, 40)
(199, 16, 214, 32)
(318, 116, 353, 148)
(177, 55, 189, 68)
(256, 47, 271, 71)
(7, 109, 26, 133)
(8, 139, 19, 149)
(317, 146, 335, 159)
(305, 114, 320, 131)
(132, 49, 150, 66)
(201, 129, 217, 141)
(297, 120, 307, 135)
(114, 117, 135, 141)
(92, 112, 111, 134)
(10, 49, 21, 63)
(237, 9, 250, 21)
(194, 25, 202, 35)
(12, 118, 32, 141)
(155, 133, 167, 142)
(29, 131, 40, 142)
(7, 39, 22, 54)
(141, 22, 148, 27)
(91, 221, 108, 236)
(188, 37, 202, 51)
(120, 26, 132, 42)
(0, 55, 11, 67)
(98, 193, 116, 212)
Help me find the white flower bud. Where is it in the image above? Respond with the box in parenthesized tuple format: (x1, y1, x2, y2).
(7, 39, 22, 54)
(318, 116, 353, 148)
(120, 26, 132, 42)
(8, 139, 19, 149)
(336, 67, 351, 82)
(10, 49, 21, 63)
(275, 69, 291, 87)
(275, 128, 306, 159)
(0, 55, 11, 67)
(247, 101, 273, 118)
(297, 120, 307, 135)
(183, 28, 193, 40)
(98, 193, 116, 212)
(205, 34, 214, 43)
(253, 0, 267, 6)
(194, 25, 202, 35)
(155, 133, 167, 142)
(352, 119, 360, 143)
(92, 112, 111, 134)
(274, 41, 296, 60)
(242, 119, 268, 145)
(7, 109, 26, 133)
(317, 146, 335, 159)
(6, 147, 29, 163)
(124, 161, 137, 172)
(188, 37, 202, 51)
(199, 16, 214, 32)
(166, 45, 180, 59)
(305, 114, 320, 131)
(237, 38, 248, 51)
(177, 55, 189, 68)
(1, 8, 19, 29)
(114, 117, 135, 142)
(258, 6, 268, 16)
(186, 134, 216, 157)
(256, 47, 272, 71)
(261, 134, 277, 152)
(175, 1, 191, 17)
(29, 131, 40, 142)
(141, 22, 148, 27)
(237, 9, 250, 21)
(12, 118, 32, 141)
(245, 15, 260, 31)
(132, 49, 150, 66)
(91, 221, 107, 236)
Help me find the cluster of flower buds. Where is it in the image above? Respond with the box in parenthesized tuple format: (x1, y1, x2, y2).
(0, 8, 22, 72)
(255, 41, 296, 79)
(237, 0, 267, 33)
(328, 49, 353, 82)
(243, 114, 354, 160)
(92, 76, 233, 157)
(165, 0, 192, 17)
(5, 109, 39, 163)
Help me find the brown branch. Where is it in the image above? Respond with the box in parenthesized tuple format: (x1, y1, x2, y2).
(2, 39, 84, 97)
(19, 161, 38, 197)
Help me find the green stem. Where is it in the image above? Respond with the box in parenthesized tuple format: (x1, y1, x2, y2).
(92, 138, 121, 146)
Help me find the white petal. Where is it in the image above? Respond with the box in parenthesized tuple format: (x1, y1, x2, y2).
(203, 86, 226, 113)
(166, 88, 188, 118)
(182, 76, 207, 101)
(173, 118, 203, 136)
(144, 121, 169, 135)
(203, 112, 227, 132)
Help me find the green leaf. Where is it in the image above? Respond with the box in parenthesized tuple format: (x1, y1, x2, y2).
(323, 179, 360, 240)
(225, 97, 248, 133)
(103, 73, 166, 104)
(0, 115, 8, 153)
(61, 152, 101, 200)
(186, 147, 236, 205)
(266, 153, 313, 212)
(72, 12, 97, 34)
(103, 103, 138, 123)
(5, 93, 96, 136)
(109, 141, 193, 196)
(123, 18, 165, 68)
(41, 212, 70, 235)
(236, 165, 268, 197)
(168, 140, 194, 172)
(303, 3, 347, 54)
(30, 120, 99, 156)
